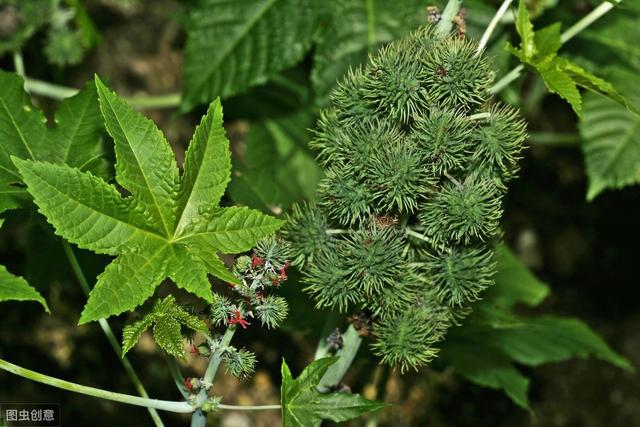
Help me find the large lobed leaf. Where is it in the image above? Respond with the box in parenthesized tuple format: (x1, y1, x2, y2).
(182, 0, 322, 110)
(281, 358, 385, 426)
(0, 71, 108, 210)
(16, 77, 283, 325)
(0, 265, 49, 313)
(440, 244, 632, 410)
(228, 111, 321, 211)
(311, 0, 432, 106)
(580, 67, 640, 200)
(506, 0, 634, 118)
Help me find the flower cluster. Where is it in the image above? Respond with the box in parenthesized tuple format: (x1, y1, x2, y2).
(283, 25, 526, 372)
(194, 236, 291, 379)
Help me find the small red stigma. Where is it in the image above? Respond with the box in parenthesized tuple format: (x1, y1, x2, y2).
(251, 255, 265, 268)
(229, 309, 251, 329)
(279, 261, 289, 281)
(184, 377, 193, 391)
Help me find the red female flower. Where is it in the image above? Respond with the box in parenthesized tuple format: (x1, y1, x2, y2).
(229, 309, 251, 329)
(251, 254, 265, 268)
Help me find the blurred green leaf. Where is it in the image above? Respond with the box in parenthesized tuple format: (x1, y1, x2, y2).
(182, 0, 322, 110)
(229, 111, 322, 212)
(580, 66, 640, 200)
(441, 244, 632, 409)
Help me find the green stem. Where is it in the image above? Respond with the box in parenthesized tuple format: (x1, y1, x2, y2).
(491, 65, 524, 94)
(435, 0, 462, 38)
(560, 0, 621, 44)
(191, 325, 238, 427)
(0, 358, 194, 413)
(326, 228, 350, 235)
(218, 404, 281, 411)
(12, 51, 25, 79)
(491, 0, 622, 93)
(468, 112, 491, 121)
(165, 355, 190, 400)
(477, 0, 514, 54)
(23, 77, 181, 109)
(317, 325, 363, 392)
(61, 241, 165, 426)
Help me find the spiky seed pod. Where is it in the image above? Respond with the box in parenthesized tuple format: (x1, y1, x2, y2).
(319, 168, 374, 225)
(281, 202, 332, 267)
(421, 37, 492, 111)
(283, 23, 527, 372)
(420, 175, 502, 245)
(342, 226, 406, 297)
(421, 246, 496, 307)
(471, 104, 527, 184)
(209, 294, 234, 326)
(224, 348, 256, 379)
(254, 235, 291, 267)
(366, 140, 430, 213)
(310, 109, 349, 166)
(303, 249, 361, 312)
(371, 302, 451, 373)
(255, 295, 289, 329)
(411, 108, 474, 177)
(330, 67, 375, 124)
(370, 274, 420, 320)
(362, 41, 431, 123)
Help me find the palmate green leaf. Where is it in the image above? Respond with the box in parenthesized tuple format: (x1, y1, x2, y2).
(0, 265, 49, 313)
(580, 67, 640, 200)
(16, 77, 282, 324)
(121, 295, 207, 357)
(177, 206, 284, 254)
(228, 111, 322, 211)
(182, 0, 321, 110)
(441, 245, 632, 409)
(12, 159, 164, 256)
(96, 77, 180, 236)
(514, 0, 536, 61)
(176, 99, 230, 234)
(0, 71, 50, 181)
(485, 244, 549, 308)
(0, 71, 108, 210)
(440, 339, 530, 409)
(281, 358, 385, 427)
(312, 0, 435, 106)
(51, 81, 110, 179)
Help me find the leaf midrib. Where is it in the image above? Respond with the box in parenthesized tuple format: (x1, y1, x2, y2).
(0, 94, 36, 178)
(102, 93, 173, 237)
(28, 164, 165, 242)
(191, 0, 280, 95)
(600, 114, 640, 177)
(60, 94, 93, 165)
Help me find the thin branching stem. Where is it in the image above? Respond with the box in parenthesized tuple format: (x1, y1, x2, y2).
(476, 0, 514, 54)
(24, 77, 181, 109)
(218, 404, 281, 411)
(61, 241, 165, 426)
(0, 358, 195, 413)
(191, 325, 238, 427)
(491, 0, 622, 93)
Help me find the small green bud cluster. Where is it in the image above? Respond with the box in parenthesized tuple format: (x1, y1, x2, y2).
(204, 237, 290, 379)
(284, 26, 526, 372)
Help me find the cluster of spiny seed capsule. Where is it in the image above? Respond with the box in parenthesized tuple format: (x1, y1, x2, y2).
(283, 25, 526, 372)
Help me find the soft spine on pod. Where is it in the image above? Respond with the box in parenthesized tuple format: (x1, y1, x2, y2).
(283, 25, 527, 372)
